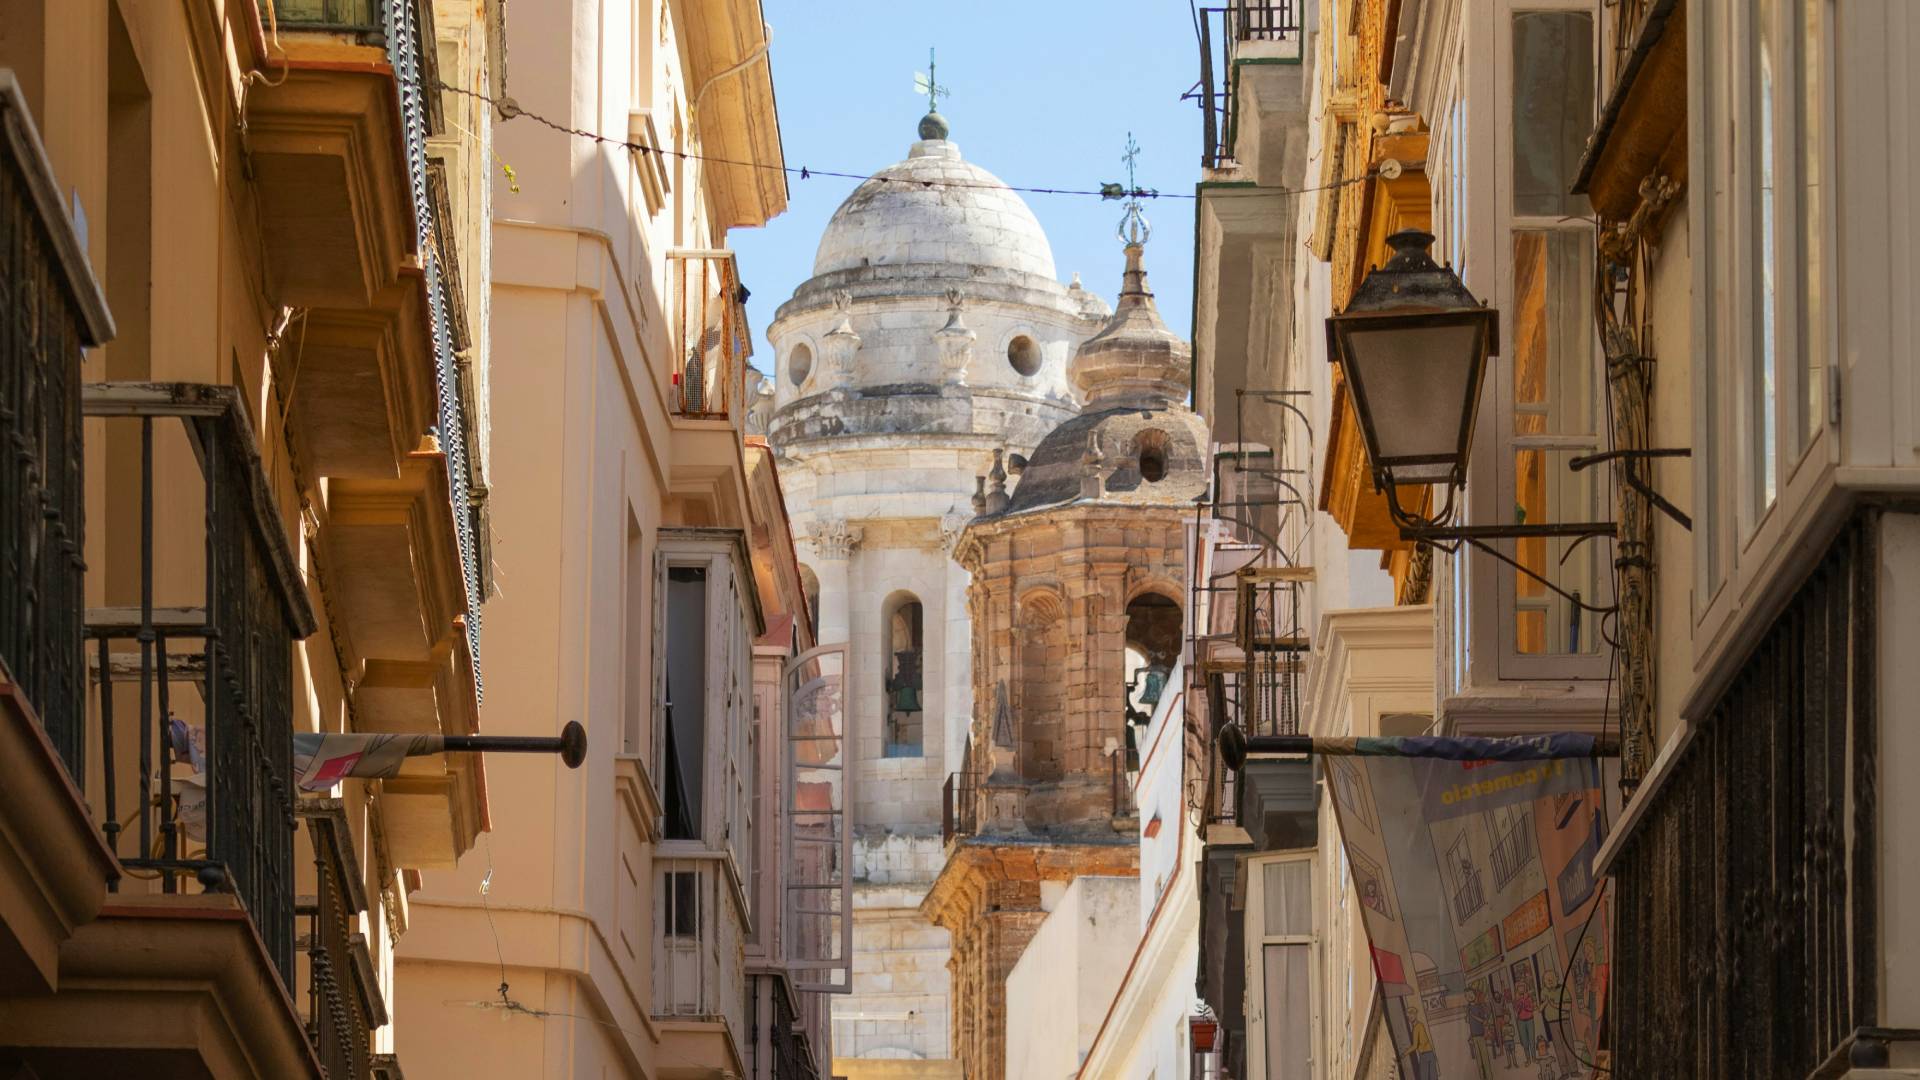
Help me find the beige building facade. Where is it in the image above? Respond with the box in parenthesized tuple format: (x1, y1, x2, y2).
(390, 0, 843, 1078)
(0, 0, 499, 1076)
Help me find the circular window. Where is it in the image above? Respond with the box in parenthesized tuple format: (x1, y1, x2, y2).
(1006, 334, 1042, 377)
(788, 342, 814, 387)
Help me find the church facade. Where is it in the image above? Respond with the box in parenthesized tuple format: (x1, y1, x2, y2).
(765, 108, 1108, 1075)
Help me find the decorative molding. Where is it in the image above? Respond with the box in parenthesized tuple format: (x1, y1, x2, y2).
(805, 517, 861, 560)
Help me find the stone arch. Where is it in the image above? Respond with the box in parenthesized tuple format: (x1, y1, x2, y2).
(1015, 587, 1068, 782)
(1122, 591, 1182, 744)
(881, 589, 924, 757)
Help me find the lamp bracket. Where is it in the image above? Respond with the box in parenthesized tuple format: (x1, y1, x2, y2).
(1568, 447, 1694, 531)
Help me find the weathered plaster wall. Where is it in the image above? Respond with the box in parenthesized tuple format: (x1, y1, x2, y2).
(1003, 876, 1140, 1079)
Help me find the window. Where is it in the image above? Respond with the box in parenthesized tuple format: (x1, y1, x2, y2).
(653, 529, 756, 871)
(1694, 0, 1834, 628)
(623, 511, 646, 755)
(1246, 851, 1316, 1080)
(661, 565, 708, 838)
(1510, 12, 1593, 218)
(1474, 4, 1609, 680)
(1006, 334, 1042, 377)
(1752, 0, 1780, 515)
(1487, 805, 1535, 888)
(788, 341, 813, 387)
(882, 593, 924, 757)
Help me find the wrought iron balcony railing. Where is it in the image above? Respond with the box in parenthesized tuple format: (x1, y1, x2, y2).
(1193, 2, 1302, 169)
(668, 250, 749, 420)
(751, 972, 821, 1080)
(0, 71, 113, 781)
(1611, 512, 1879, 1077)
(299, 800, 388, 1080)
(83, 382, 317, 986)
(940, 764, 980, 846)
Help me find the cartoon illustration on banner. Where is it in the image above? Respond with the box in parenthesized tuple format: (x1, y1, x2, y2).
(1326, 737, 1613, 1079)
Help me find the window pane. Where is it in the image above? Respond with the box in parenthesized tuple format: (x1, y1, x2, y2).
(1755, 0, 1779, 509)
(1263, 859, 1312, 936)
(1511, 231, 1601, 655)
(884, 597, 924, 757)
(664, 566, 708, 838)
(1263, 943, 1311, 1079)
(1796, 0, 1824, 452)
(1511, 12, 1594, 218)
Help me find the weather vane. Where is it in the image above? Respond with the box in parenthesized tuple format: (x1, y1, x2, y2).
(1117, 132, 1151, 247)
(914, 47, 950, 114)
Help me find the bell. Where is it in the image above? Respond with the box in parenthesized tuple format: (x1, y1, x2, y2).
(1139, 668, 1166, 708)
(892, 685, 922, 713)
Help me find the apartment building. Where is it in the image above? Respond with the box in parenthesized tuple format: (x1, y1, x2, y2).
(0, 0, 497, 1075)
(390, 1, 840, 1076)
(1190, 0, 1920, 1076)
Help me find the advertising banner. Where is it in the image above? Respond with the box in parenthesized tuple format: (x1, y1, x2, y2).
(1326, 734, 1612, 1079)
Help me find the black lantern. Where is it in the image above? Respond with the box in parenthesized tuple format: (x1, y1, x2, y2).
(1326, 228, 1497, 508)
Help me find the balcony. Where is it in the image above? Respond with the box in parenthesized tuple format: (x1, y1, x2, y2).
(940, 759, 980, 847)
(668, 250, 750, 421)
(0, 382, 324, 1078)
(0, 75, 119, 998)
(748, 972, 823, 1080)
(246, 0, 419, 311)
(654, 854, 749, 1078)
(299, 800, 389, 1080)
(1192, 2, 1303, 170)
(1604, 514, 1882, 1078)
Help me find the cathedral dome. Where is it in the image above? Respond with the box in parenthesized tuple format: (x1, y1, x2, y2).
(812, 137, 1057, 280)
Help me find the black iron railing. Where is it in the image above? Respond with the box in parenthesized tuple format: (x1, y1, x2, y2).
(0, 78, 111, 780)
(1193, 3, 1302, 168)
(1611, 513, 1877, 1077)
(754, 973, 818, 1080)
(299, 800, 386, 1080)
(941, 767, 979, 845)
(84, 383, 316, 986)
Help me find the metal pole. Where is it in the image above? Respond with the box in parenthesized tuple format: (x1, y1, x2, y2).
(1238, 733, 1622, 757)
(439, 720, 588, 768)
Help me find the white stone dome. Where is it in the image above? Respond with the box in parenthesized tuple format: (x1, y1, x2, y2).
(812, 138, 1057, 280)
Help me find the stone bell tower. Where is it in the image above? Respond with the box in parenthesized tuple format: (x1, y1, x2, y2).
(923, 236, 1207, 1080)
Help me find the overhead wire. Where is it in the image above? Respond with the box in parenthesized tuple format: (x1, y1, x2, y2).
(429, 79, 1372, 204)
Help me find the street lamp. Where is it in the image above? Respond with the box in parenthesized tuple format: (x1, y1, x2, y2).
(1325, 228, 1496, 529)
(1326, 228, 1614, 544)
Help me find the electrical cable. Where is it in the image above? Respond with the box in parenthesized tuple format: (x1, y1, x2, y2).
(429, 79, 1372, 204)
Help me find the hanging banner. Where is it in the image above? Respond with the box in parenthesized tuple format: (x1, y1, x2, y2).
(293, 731, 447, 791)
(1325, 734, 1612, 1080)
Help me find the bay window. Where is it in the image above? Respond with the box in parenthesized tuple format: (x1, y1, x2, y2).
(1246, 851, 1317, 1080)
(653, 528, 758, 903)
(1459, 0, 1611, 683)
(1693, 0, 1836, 630)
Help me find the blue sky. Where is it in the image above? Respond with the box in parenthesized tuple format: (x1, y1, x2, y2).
(729, 0, 1204, 367)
